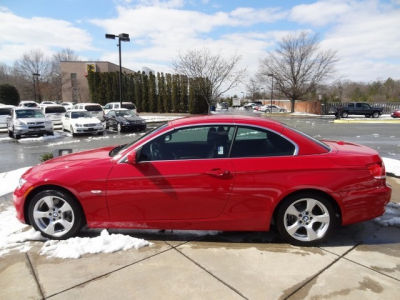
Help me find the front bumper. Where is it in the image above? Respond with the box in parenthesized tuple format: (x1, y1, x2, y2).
(74, 126, 104, 134)
(122, 123, 146, 131)
(14, 127, 53, 136)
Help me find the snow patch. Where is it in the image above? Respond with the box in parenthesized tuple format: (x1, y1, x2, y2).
(0, 136, 12, 142)
(17, 132, 66, 143)
(47, 140, 80, 147)
(374, 203, 400, 227)
(40, 229, 151, 259)
(383, 157, 400, 177)
(140, 115, 184, 122)
(0, 166, 31, 196)
(85, 135, 110, 141)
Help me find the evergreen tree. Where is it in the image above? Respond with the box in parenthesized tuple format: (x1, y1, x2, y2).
(157, 72, 164, 112)
(165, 73, 172, 112)
(134, 72, 142, 112)
(141, 71, 149, 112)
(180, 75, 189, 112)
(148, 72, 157, 112)
(171, 74, 178, 112)
(0, 84, 19, 105)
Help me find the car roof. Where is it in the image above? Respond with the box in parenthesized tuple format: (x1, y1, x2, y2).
(107, 102, 133, 104)
(169, 114, 283, 129)
(110, 108, 129, 111)
(14, 107, 41, 111)
(69, 109, 88, 112)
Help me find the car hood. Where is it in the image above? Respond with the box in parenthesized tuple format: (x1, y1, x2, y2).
(17, 117, 48, 123)
(117, 116, 143, 122)
(71, 117, 101, 124)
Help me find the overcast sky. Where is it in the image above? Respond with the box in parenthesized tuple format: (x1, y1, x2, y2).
(1, 0, 400, 89)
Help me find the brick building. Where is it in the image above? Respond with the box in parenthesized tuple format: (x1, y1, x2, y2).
(60, 61, 135, 102)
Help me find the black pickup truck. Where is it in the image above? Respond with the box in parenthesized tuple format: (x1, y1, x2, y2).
(334, 102, 383, 118)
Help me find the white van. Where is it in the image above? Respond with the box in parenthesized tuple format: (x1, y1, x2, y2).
(103, 102, 137, 114)
(74, 103, 105, 121)
(41, 105, 66, 128)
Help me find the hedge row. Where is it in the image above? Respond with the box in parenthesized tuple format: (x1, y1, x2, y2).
(87, 71, 208, 114)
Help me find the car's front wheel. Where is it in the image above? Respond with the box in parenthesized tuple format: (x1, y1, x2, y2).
(341, 111, 348, 118)
(372, 111, 380, 118)
(28, 190, 84, 239)
(276, 193, 336, 246)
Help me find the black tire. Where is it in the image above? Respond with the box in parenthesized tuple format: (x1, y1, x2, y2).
(28, 189, 84, 240)
(70, 126, 77, 137)
(276, 192, 337, 246)
(372, 111, 379, 118)
(8, 130, 12, 138)
(341, 111, 348, 118)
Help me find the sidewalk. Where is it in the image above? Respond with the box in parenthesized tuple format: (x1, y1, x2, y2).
(1, 179, 400, 299)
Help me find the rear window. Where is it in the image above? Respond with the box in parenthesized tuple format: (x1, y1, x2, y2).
(45, 106, 66, 113)
(85, 105, 102, 112)
(122, 103, 136, 109)
(0, 108, 11, 116)
(23, 102, 38, 107)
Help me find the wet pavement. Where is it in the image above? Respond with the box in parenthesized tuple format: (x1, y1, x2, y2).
(1, 114, 399, 172)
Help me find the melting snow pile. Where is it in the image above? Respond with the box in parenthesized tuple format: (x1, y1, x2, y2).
(0, 207, 44, 256)
(0, 166, 31, 196)
(383, 157, 400, 177)
(40, 229, 151, 259)
(374, 203, 400, 227)
(0, 206, 151, 259)
(17, 132, 65, 143)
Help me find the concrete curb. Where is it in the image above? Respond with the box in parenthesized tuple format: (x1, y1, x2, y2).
(334, 119, 400, 124)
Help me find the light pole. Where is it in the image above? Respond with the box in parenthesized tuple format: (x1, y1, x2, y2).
(32, 73, 40, 102)
(105, 33, 130, 107)
(267, 73, 274, 114)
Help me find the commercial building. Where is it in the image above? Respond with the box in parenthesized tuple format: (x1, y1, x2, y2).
(60, 61, 135, 102)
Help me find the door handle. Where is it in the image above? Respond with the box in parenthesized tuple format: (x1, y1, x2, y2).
(205, 168, 231, 178)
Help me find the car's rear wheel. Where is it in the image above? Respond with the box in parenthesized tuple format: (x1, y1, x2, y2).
(341, 111, 348, 118)
(28, 190, 84, 239)
(276, 193, 336, 246)
(372, 111, 379, 118)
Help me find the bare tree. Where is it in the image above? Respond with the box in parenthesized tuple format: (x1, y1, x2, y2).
(259, 32, 337, 112)
(246, 77, 263, 101)
(173, 48, 245, 111)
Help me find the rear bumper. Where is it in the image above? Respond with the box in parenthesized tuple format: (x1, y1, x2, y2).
(340, 183, 392, 225)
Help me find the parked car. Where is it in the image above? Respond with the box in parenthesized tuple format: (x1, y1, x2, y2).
(41, 105, 66, 129)
(243, 102, 262, 110)
(40, 101, 56, 106)
(260, 105, 287, 113)
(19, 101, 39, 108)
(391, 109, 400, 118)
(14, 115, 391, 245)
(334, 102, 383, 118)
(103, 102, 137, 114)
(62, 109, 104, 136)
(105, 109, 146, 132)
(61, 102, 75, 110)
(7, 107, 53, 139)
(0, 105, 14, 130)
(74, 103, 105, 121)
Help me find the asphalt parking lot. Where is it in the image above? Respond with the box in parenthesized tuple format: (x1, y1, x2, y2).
(1, 113, 400, 299)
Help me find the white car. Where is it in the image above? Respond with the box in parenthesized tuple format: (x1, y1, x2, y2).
(74, 103, 105, 121)
(259, 105, 287, 113)
(7, 107, 53, 139)
(61, 102, 74, 110)
(41, 105, 66, 129)
(19, 100, 39, 108)
(62, 109, 104, 136)
(0, 105, 14, 130)
(40, 101, 56, 106)
(103, 102, 137, 114)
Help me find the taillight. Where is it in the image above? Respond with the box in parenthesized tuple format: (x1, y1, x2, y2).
(368, 161, 386, 179)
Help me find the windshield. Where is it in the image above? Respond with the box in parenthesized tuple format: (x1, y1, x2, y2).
(115, 110, 135, 117)
(71, 111, 91, 118)
(16, 109, 44, 119)
(0, 108, 11, 116)
(121, 103, 136, 109)
(45, 106, 66, 113)
(86, 105, 102, 112)
(109, 123, 167, 157)
(23, 102, 38, 107)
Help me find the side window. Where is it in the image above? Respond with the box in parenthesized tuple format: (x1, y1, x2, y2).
(104, 104, 111, 109)
(64, 112, 69, 118)
(348, 103, 354, 108)
(231, 127, 295, 158)
(355, 103, 362, 108)
(138, 125, 234, 161)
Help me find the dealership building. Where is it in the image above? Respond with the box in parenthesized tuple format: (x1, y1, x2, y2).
(60, 61, 135, 102)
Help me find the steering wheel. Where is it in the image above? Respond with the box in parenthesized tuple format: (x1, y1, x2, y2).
(150, 142, 162, 160)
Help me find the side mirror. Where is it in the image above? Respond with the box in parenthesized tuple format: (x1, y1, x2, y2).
(127, 151, 137, 165)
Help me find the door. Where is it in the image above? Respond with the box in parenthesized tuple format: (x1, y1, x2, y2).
(106, 125, 235, 222)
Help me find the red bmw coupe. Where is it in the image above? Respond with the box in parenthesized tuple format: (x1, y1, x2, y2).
(13, 115, 391, 245)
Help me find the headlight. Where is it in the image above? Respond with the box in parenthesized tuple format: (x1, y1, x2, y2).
(17, 177, 27, 189)
(15, 120, 27, 127)
(74, 123, 83, 127)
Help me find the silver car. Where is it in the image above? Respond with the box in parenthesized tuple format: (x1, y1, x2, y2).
(7, 107, 53, 139)
(0, 105, 14, 130)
